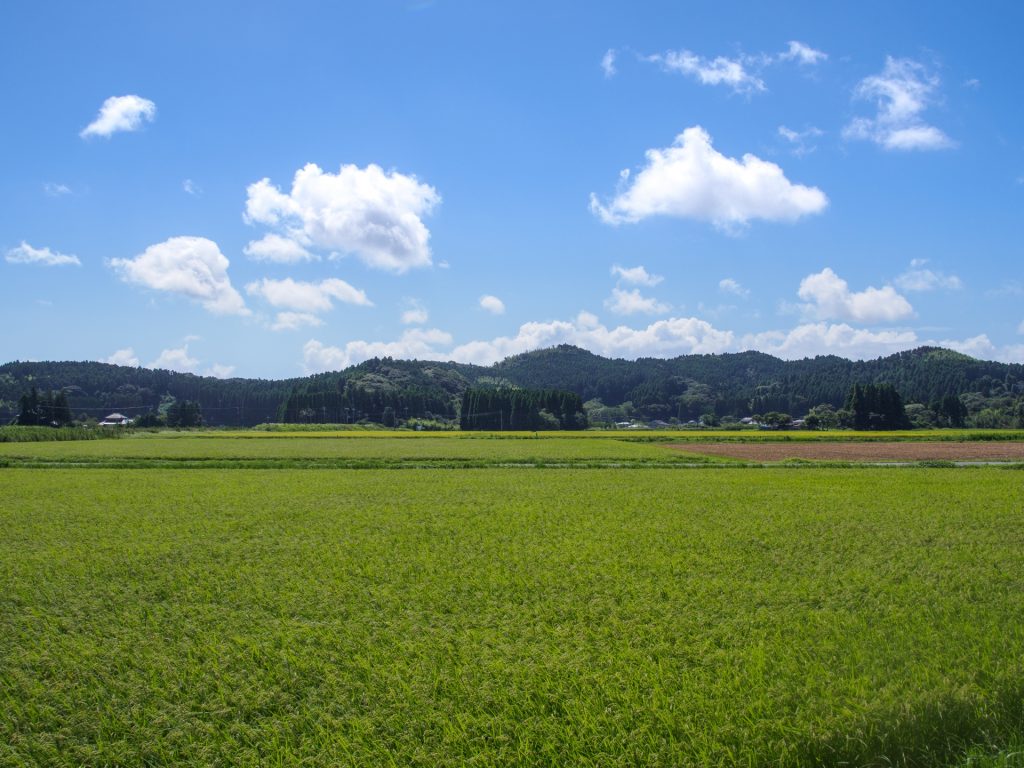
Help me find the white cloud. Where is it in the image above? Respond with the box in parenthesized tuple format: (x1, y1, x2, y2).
(894, 260, 963, 292)
(205, 364, 236, 379)
(797, 268, 913, 323)
(934, 334, 995, 359)
(401, 300, 429, 325)
(1019, 320, 1024, 335)
(843, 57, 954, 151)
(149, 345, 199, 373)
(106, 348, 140, 367)
(5, 241, 81, 267)
(451, 312, 734, 365)
(271, 312, 323, 331)
(44, 183, 72, 197)
(779, 41, 827, 65)
(182, 179, 201, 196)
(80, 95, 156, 138)
(244, 162, 440, 273)
(604, 287, 670, 316)
(243, 234, 316, 264)
(742, 323, 918, 360)
(601, 49, 617, 78)
(303, 328, 454, 373)
(611, 264, 663, 286)
(591, 126, 828, 230)
(646, 49, 765, 93)
(245, 277, 372, 313)
(110, 236, 249, 316)
(719, 278, 749, 297)
(778, 125, 824, 156)
(923, 334, 1024, 363)
(479, 295, 506, 315)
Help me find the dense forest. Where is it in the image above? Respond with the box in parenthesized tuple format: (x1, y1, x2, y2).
(460, 388, 586, 430)
(2, 345, 1023, 428)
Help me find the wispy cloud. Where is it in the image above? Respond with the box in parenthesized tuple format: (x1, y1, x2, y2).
(894, 259, 962, 292)
(843, 57, 954, 151)
(778, 125, 824, 156)
(601, 48, 617, 78)
(719, 278, 749, 298)
(6, 241, 81, 267)
(43, 182, 72, 197)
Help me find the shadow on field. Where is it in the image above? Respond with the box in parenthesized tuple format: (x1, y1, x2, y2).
(791, 684, 1024, 767)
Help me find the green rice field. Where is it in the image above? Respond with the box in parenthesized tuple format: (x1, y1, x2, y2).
(2, 432, 1023, 766)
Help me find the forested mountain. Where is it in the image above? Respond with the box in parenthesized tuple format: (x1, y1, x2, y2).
(2, 345, 1022, 427)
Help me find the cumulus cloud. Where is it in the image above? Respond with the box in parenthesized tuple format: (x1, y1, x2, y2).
(479, 295, 506, 315)
(742, 323, 918, 360)
(601, 49, 617, 78)
(245, 277, 372, 313)
(843, 57, 954, 151)
(6, 241, 81, 267)
(303, 328, 454, 373)
(401, 300, 429, 325)
(453, 313, 733, 365)
(271, 312, 323, 332)
(611, 264, 663, 286)
(590, 126, 828, 230)
(110, 236, 249, 316)
(893, 259, 963, 292)
(604, 287, 670, 316)
(779, 41, 827, 65)
(244, 162, 440, 273)
(797, 268, 913, 323)
(149, 345, 199, 373)
(645, 49, 765, 93)
(243, 234, 316, 264)
(719, 278, 749, 297)
(80, 95, 156, 138)
(182, 179, 201, 196)
(205, 364, 236, 379)
(920, 334, 1023, 363)
(106, 348, 140, 367)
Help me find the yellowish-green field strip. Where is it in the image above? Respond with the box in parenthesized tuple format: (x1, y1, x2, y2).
(0, 434, 711, 467)
(3, 430, 1024, 470)
(2, 468, 1023, 766)
(162, 428, 1024, 441)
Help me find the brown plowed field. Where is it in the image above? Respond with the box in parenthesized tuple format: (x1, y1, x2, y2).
(668, 441, 1024, 462)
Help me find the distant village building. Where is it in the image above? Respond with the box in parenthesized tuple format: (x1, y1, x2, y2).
(99, 413, 130, 426)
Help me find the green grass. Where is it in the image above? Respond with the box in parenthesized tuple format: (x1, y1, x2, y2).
(0, 425, 127, 443)
(2, 467, 1023, 766)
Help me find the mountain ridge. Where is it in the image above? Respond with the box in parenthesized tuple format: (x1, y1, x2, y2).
(2, 345, 1021, 427)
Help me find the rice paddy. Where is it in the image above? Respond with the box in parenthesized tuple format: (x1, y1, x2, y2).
(1, 432, 1022, 766)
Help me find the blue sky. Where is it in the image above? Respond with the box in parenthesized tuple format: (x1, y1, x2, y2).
(3, 1, 1022, 378)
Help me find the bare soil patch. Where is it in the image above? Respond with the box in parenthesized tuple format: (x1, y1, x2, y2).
(668, 441, 1024, 462)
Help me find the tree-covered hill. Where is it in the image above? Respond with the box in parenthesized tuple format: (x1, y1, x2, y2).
(2, 345, 1022, 427)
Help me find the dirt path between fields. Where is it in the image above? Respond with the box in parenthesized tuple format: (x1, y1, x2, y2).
(667, 441, 1024, 462)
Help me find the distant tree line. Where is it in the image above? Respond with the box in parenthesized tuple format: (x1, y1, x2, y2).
(460, 388, 586, 430)
(3, 346, 1024, 429)
(16, 387, 73, 426)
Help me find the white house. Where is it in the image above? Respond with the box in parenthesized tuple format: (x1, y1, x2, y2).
(99, 413, 130, 426)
